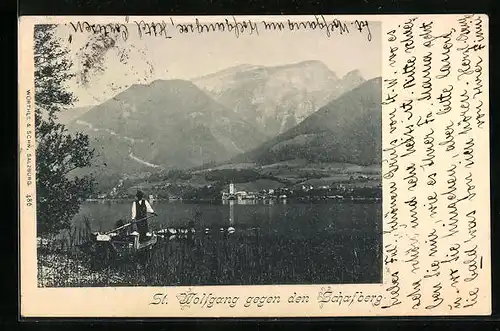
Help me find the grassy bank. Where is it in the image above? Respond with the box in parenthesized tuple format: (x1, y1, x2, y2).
(38, 225, 381, 287)
(37, 232, 142, 287)
(37, 247, 141, 287)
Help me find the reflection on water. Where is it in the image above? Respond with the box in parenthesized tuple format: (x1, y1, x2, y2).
(72, 200, 382, 285)
(222, 199, 271, 225)
(229, 200, 234, 225)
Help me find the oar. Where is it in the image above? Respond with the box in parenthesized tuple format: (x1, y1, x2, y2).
(104, 214, 157, 235)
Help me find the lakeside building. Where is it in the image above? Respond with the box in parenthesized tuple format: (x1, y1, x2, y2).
(222, 183, 260, 201)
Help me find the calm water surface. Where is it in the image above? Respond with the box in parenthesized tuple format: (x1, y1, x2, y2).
(72, 200, 382, 285)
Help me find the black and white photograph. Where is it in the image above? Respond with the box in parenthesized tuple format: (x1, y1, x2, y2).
(34, 19, 383, 288)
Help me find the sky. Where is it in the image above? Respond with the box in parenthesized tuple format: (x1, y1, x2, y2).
(54, 18, 381, 107)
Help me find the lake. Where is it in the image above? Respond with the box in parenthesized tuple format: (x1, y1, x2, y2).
(71, 200, 382, 286)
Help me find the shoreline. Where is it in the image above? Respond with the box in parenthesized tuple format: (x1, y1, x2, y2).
(85, 197, 382, 204)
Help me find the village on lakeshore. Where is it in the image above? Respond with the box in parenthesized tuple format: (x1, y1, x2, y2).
(87, 175, 382, 203)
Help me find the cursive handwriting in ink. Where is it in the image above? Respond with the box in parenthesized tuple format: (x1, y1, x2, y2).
(404, 163, 418, 191)
(383, 139, 399, 179)
(458, 89, 472, 135)
(421, 128, 435, 168)
(472, 56, 484, 99)
(389, 46, 398, 67)
(419, 21, 434, 47)
(439, 121, 455, 152)
(425, 282, 444, 309)
(402, 57, 417, 89)
(401, 124, 416, 158)
(442, 165, 460, 238)
(427, 229, 438, 257)
(456, 14, 473, 42)
(441, 243, 460, 264)
(436, 85, 453, 115)
(135, 20, 171, 39)
(384, 181, 399, 234)
(462, 138, 475, 168)
(424, 260, 441, 278)
(401, 17, 417, 53)
(436, 28, 455, 79)
(407, 279, 422, 309)
(450, 268, 460, 292)
(404, 234, 420, 273)
(381, 271, 402, 309)
(427, 191, 438, 218)
(463, 245, 479, 282)
(418, 51, 433, 101)
(463, 288, 479, 308)
(69, 21, 130, 41)
(385, 243, 398, 265)
(464, 210, 477, 243)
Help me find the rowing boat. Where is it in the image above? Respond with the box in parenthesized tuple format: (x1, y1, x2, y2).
(78, 215, 159, 267)
(96, 231, 158, 254)
(79, 231, 157, 256)
(77, 231, 158, 270)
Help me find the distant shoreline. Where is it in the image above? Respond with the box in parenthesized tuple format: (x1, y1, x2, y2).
(84, 197, 381, 204)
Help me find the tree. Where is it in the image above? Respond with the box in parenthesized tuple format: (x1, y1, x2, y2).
(34, 25, 95, 237)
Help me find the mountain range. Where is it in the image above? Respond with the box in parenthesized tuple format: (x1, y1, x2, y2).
(64, 61, 380, 189)
(233, 77, 382, 166)
(70, 79, 266, 170)
(193, 60, 365, 137)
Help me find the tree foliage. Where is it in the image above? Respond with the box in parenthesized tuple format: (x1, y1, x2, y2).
(34, 24, 95, 237)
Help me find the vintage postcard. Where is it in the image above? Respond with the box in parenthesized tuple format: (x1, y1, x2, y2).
(18, 14, 490, 317)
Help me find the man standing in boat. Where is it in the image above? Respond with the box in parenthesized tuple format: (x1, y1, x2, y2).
(131, 190, 157, 242)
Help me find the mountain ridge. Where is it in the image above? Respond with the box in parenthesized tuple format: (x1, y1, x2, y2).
(70, 79, 268, 172)
(233, 77, 382, 166)
(193, 61, 365, 137)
